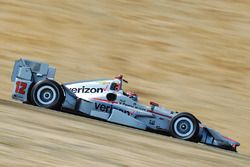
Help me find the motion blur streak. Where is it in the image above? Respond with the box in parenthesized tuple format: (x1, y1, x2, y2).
(0, 0, 250, 166)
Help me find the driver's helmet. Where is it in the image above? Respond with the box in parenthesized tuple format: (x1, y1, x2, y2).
(110, 80, 121, 91)
(127, 91, 138, 102)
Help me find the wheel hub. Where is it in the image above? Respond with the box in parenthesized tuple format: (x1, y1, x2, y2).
(173, 117, 194, 138)
(36, 86, 57, 105)
(181, 124, 187, 130)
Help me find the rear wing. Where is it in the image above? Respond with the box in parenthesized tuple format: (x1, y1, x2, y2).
(11, 59, 56, 82)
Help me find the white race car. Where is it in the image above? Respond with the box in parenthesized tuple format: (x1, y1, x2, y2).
(11, 59, 240, 151)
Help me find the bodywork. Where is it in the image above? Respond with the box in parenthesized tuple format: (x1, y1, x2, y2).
(11, 59, 240, 151)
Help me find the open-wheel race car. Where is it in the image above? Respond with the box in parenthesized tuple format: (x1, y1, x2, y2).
(11, 59, 240, 151)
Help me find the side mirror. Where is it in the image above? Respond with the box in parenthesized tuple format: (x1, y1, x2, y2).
(106, 93, 117, 101)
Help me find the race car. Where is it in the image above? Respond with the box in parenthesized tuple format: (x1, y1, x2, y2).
(11, 58, 240, 151)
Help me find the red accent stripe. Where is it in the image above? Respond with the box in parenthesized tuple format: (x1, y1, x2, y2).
(147, 110, 172, 119)
(103, 85, 109, 92)
(93, 98, 118, 104)
(223, 136, 238, 143)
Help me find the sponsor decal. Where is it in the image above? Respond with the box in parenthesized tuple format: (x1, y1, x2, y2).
(149, 120, 155, 125)
(94, 102, 131, 115)
(119, 101, 147, 111)
(95, 103, 113, 113)
(70, 86, 104, 94)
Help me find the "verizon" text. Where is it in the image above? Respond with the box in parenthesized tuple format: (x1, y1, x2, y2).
(70, 86, 104, 93)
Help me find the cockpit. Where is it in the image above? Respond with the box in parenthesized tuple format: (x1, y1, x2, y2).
(110, 75, 138, 102)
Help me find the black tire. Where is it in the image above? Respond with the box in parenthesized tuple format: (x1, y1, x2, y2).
(169, 112, 199, 141)
(30, 80, 64, 110)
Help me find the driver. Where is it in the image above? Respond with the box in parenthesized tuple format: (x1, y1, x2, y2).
(113, 75, 138, 102)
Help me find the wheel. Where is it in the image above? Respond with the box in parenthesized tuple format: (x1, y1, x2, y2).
(169, 112, 199, 141)
(30, 80, 64, 110)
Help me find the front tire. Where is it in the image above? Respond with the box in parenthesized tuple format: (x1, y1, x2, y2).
(169, 112, 199, 141)
(30, 80, 64, 110)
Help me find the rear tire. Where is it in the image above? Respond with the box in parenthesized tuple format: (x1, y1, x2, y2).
(30, 80, 64, 110)
(169, 112, 199, 141)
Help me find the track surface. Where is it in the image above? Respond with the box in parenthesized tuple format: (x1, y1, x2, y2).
(0, 99, 249, 167)
(0, 0, 250, 166)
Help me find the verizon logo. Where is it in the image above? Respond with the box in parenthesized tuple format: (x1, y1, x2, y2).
(70, 86, 104, 93)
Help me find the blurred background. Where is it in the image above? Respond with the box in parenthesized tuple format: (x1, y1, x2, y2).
(0, 0, 250, 166)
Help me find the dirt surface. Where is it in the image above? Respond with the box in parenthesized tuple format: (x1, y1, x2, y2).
(0, 0, 250, 166)
(0, 99, 250, 167)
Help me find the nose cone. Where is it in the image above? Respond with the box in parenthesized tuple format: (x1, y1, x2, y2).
(223, 136, 240, 151)
(200, 127, 240, 152)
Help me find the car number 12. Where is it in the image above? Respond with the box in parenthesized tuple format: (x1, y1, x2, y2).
(15, 81, 27, 95)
